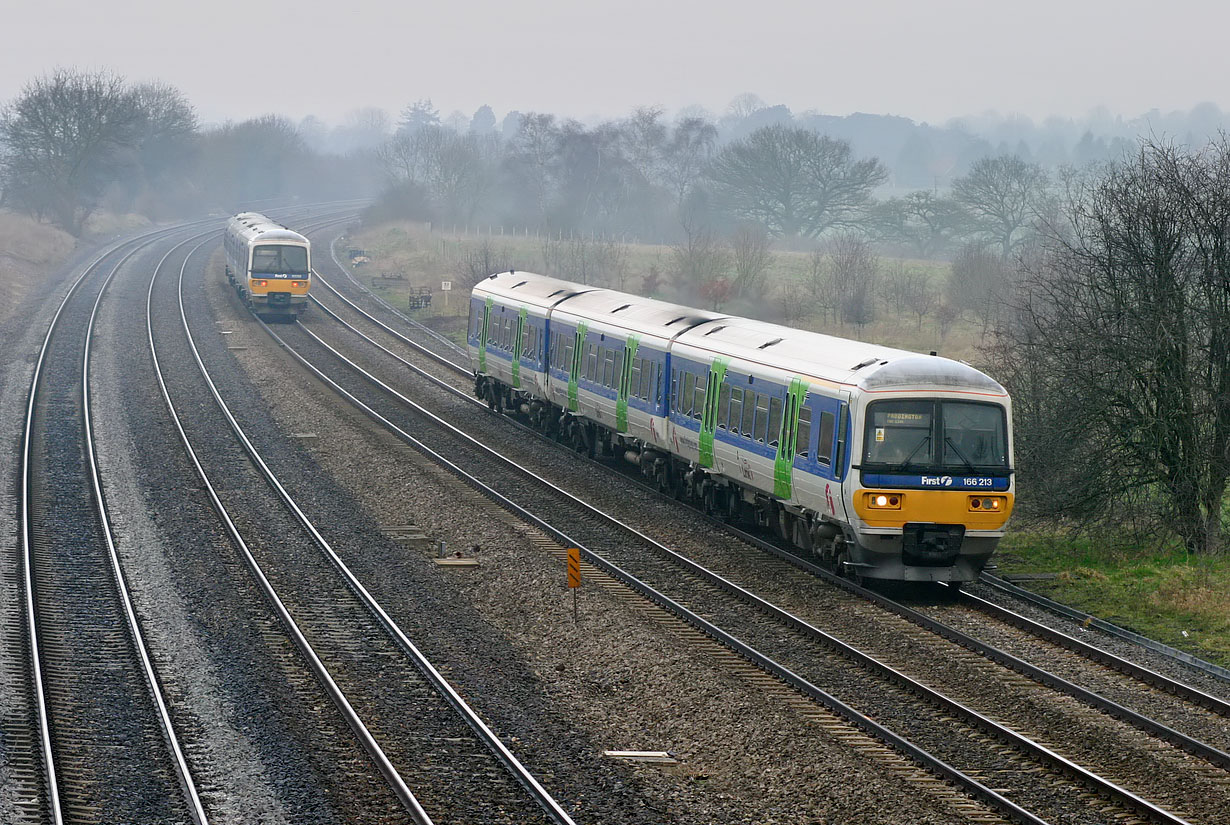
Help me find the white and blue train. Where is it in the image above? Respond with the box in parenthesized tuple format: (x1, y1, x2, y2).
(469, 271, 1014, 583)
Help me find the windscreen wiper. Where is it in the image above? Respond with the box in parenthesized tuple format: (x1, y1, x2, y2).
(944, 436, 977, 472)
(890, 436, 930, 471)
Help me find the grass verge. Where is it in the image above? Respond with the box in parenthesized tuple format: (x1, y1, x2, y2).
(994, 532, 1230, 668)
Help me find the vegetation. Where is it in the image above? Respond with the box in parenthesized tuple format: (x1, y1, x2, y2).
(996, 533, 1230, 667)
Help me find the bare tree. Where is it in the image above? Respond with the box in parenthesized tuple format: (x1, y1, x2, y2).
(729, 223, 774, 298)
(663, 117, 717, 209)
(457, 237, 511, 290)
(0, 69, 146, 234)
(708, 125, 887, 240)
(825, 233, 879, 328)
(952, 155, 1048, 260)
(672, 220, 732, 308)
(989, 138, 1230, 553)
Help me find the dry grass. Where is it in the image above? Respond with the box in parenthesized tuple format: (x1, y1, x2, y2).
(0, 211, 76, 325)
(344, 221, 988, 363)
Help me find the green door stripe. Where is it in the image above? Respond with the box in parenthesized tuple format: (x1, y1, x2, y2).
(568, 321, 587, 411)
(478, 297, 492, 373)
(774, 377, 809, 499)
(512, 306, 526, 388)
(616, 335, 640, 432)
(698, 357, 729, 468)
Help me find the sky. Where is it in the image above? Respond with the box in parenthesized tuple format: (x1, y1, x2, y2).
(3, 0, 1227, 127)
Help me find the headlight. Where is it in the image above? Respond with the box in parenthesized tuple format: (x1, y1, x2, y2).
(865, 492, 902, 509)
(969, 496, 1006, 512)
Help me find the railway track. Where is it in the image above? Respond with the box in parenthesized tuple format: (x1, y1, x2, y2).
(148, 221, 577, 823)
(309, 230, 1230, 728)
(279, 226, 1230, 825)
(16, 222, 218, 825)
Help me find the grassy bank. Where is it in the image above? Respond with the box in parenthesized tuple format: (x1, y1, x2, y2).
(993, 533, 1230, 668)
(0, 211, 76, 325)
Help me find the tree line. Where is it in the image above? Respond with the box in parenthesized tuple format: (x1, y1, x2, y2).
(0, 70, 373, 235)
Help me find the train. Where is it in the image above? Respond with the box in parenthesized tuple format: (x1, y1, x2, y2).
(468, 271, 1015, 584)
(223, 213, 312, 318)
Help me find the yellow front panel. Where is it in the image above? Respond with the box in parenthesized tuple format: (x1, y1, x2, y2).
(853, 488, 1014, 529)
(249, 278, 311, 296)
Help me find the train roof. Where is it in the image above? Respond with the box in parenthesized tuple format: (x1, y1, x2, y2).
(475, 271, 725, 338)
(473, 270, 596, 309)
(226, 212, 309, 244)
(552, 289, 726, 340)
(675, 316, 1006, 394)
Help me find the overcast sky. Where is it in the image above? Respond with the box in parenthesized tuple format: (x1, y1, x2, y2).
(3, 0, 1226, 127)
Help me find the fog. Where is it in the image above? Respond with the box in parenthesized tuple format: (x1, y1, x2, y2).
(4, 0, 1229, 126)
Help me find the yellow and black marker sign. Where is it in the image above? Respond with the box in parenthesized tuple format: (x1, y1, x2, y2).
(566, 547, 582, 588)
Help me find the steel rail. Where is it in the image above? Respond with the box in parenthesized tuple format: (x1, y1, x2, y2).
(85, 230, 217, 824)
(304, 263, 1230, 771)
(307, 237, 1230, 727)
(158, 230, 576, 824)
(148, 232, 436, 823)
(976, 573, 1230, 684)
(278, 317, 1200, 825)
(312, 227, 1230, 695)
(18, 220, 221, 825)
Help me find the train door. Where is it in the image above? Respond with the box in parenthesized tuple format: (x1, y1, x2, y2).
(698, 357, 729, 468)
(511, 306, 526, 388)
(773, 378, 809, 499)
(567, 322, 588, 412)
(616, 334, 640, 433)
(478, 297, 492, 373)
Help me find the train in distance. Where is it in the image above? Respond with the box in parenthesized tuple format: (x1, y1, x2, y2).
(223, 213, 312, 319)
(468, 270, 1015, 585)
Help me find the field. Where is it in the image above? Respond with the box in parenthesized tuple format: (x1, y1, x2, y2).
(339, 219, 1229, 668)
(338, 221, 984, 361)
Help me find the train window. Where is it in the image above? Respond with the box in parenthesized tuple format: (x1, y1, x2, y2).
(671, 370, 679, 410)
(797, 405, 813, 459)
(754, 394, 770, 443)
(729, 388, 744, 434)
(817, 411, 835, 465)
(630, 360, 643, 398)
(563, 339, 574, 373)
(682, 372, 696, 415)
(741, 391, 755, 437)
(521, 324, 531, 356)
(585, 344, 597, 381)
(768, 397, 783, 447)
(613, 350, 623, 391)
(717, 383, 731, 429)
(692, 379, 705, 421)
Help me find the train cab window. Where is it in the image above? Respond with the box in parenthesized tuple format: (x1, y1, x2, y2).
(797, 405, 813, 459)
(717, 383, 731, 429)
(252, 244, 309, 275)
(768, 396, 783, 447)
(729, 387, 744, 434)
(817, 411, 835, 465)
(753, 393, 770, 443)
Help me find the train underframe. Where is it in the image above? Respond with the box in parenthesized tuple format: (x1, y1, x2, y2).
(473, 375, 922, 582)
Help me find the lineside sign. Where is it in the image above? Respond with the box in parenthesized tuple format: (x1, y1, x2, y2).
(566, 547, 582, 588)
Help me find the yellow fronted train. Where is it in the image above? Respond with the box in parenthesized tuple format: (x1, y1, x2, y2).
(224, 212, 312, 319)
